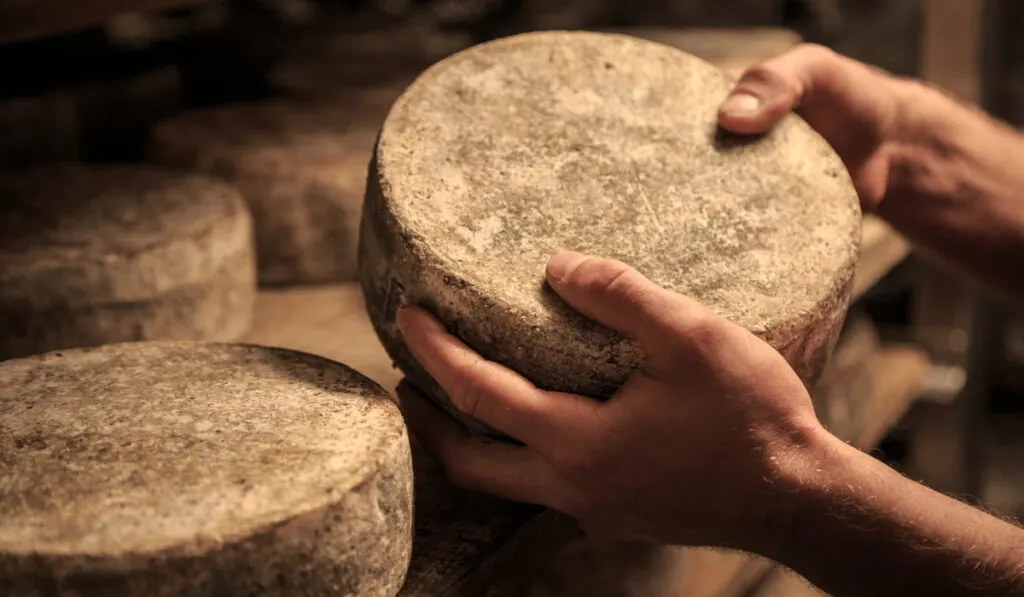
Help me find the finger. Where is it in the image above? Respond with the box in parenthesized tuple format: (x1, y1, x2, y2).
(396, 305, 600, 446)
(545, 251, 715, 353)
(718, 44, 897, 153)
(718, 44, 837, 134)
(396, 380, 573, 509)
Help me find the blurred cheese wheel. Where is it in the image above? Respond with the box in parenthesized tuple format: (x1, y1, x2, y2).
(150, 100, 378, 286)
(0, 163, 255, 360)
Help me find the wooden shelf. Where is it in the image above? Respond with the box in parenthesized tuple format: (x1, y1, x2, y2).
(854, 217, 910, 299)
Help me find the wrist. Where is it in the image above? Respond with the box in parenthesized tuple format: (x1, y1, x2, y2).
(880, 78, 1021, 217)
(738, 420, 869, 559)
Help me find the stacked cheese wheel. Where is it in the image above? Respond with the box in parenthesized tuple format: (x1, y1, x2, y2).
(0, 163, 255, 361)
(150, 100, 380, 286)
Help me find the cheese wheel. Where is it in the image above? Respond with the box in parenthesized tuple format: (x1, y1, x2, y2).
(0, 164, 255, 361)
(0, 342, 413, 597)
(360, 31, 861, 436)
(150, 100, 379, 286)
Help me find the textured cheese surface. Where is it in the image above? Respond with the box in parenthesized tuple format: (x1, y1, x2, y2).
(150, 101, 380, 285)
(0, 164, 255, 359)
(362, 31, 861, 434)
(0, 342, 413, 596)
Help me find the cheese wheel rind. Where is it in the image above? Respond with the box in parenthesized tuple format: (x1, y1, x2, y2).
(0, 342, 413, 597)
(150, 100, 379, 285)
(0, 164, 255, 361)
(360, 31, 860, 435)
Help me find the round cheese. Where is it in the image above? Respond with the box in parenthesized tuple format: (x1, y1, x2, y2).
(359, 31, 861, 436)
(0, 342, 413, 597)
(150, 100, 379, 286)
(0, 163, 255, 361)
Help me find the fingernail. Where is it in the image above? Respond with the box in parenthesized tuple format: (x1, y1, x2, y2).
(721, 93, 762, 118)
(547, 251, 587, 283)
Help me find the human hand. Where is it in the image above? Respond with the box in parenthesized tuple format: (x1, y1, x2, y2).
(395, 251, 833, 550)
(719, 44, 912, 215)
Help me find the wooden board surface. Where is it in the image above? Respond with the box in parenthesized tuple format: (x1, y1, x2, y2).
(919, 0, 985, 103)
(855, 217, 910, 298)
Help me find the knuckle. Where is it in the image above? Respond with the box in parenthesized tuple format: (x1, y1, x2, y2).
(664, 309, 730, 353)
(578, 260, 638, 308)
(448, 360, 488, 418)
(737, 60, 783, 87)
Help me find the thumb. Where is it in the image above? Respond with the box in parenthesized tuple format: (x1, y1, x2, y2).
(545, 251, 711, 350)
(718, 43, 841, 135)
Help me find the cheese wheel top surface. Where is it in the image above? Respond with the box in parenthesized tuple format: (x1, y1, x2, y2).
(377, 31, 860, 337)
(0, 164, 241, 265)
(0, 342, 406, 557)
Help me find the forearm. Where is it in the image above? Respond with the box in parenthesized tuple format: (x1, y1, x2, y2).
(880, 81, 1024, 301)
(759, 430, 1024, 597)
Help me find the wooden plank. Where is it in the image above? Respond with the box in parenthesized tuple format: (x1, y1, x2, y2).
(919, 0, 986, 102)
(903, 0, 989, 501)
(854, 217, 910, 299)
(0, 0, 211, 44)
(668, 549, 775, 597)
(855, 346, 931, 449)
